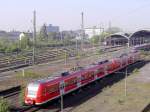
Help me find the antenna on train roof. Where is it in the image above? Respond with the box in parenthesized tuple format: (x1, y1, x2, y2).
(97, 60, 109, 65)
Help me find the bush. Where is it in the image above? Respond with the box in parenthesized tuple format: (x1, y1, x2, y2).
(0, 97, 9, 112)
(132, 68, 139, 74)
(118, 99, 124, 105)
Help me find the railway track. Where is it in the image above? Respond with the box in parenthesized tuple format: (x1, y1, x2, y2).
(0, 86, 21, 98)
(18, 106, 40, 112)
(0, 46, 124, 73)
(0, 46, 126, 83)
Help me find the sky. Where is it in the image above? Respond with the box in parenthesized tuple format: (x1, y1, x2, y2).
(0, 0, 150, 32)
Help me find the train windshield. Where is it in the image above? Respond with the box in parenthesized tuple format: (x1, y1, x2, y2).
(27, 83, 39, 98)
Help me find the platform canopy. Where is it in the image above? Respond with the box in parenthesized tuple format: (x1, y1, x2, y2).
(104, 33, 129, 46)
(129, 29, 150, 46)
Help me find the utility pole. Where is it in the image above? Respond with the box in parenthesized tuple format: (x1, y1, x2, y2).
(99, 27, 104, 46)
(33, 10, 36, 65)
(125, 66, 127, 97)
(81, 12, 84, 50)
(61, 94, 63, 112)
(76, 38, 78, 55)
(93, 26, 96, 49)
(60, 82, 64, 112)
(60, 31, 63, 41)
(109, 21, 111, 29)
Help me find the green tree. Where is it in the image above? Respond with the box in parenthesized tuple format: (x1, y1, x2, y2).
(0, 37, 19, 53)
(99, 32, 110, 42)
(20, 33, 30, 49)
(39, 24, 48, 41)
(90, 35, 100, 44)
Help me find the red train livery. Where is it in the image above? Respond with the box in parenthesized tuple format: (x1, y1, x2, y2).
(25, 51, 140, 105)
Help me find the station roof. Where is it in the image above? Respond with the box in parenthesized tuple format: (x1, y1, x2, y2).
(130, 29, 150, 39)
(105, 32, 129, 40)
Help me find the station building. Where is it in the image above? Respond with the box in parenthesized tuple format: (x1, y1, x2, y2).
(104, 33, 129, 46)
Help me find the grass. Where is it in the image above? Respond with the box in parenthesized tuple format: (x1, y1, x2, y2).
(0, 97, 9, 112)
(132, 68, 139, 74)
(140, 51, 150, 60)
(98, 80, 150, 112)
(19, 87, 25, 106)
(16, 70, 43, 79)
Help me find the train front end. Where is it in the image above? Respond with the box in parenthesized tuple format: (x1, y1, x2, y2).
(25, 82, 40, 105)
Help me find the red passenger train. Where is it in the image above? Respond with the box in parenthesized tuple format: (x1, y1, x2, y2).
(25, 51, 140, 105)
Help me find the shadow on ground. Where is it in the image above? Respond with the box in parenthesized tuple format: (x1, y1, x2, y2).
(142, 103, 150, 112)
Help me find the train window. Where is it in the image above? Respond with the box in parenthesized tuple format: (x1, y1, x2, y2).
(28, 90, 37, 97)
(65, 78, 77, 87)
(77, 77, 81, 82)
(81, 71, 94, 80)
(27, 83, 39, 98)
(65, 79, 77, 87)
(81, 75, 85, 80)
(94, 69, 102, 75)
(82, 74, 88, 80)
(90, 71, 95, 77)
(107, 64, 112, 71)
(46, 84, 59, 93)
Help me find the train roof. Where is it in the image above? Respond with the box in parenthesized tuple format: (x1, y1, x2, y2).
(32, 75, 61, 85)
(29, 59, 110, 85)
(82, 59, 109, 71)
